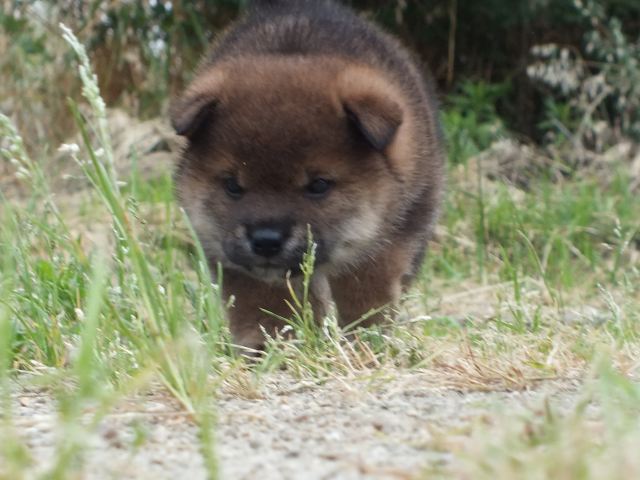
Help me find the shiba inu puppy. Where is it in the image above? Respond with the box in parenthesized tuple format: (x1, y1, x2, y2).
(171, 0, 445, 350)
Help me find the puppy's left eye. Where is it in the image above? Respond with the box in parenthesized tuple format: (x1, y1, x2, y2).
(305, 178, 334, 198)
(223, 176, 245, 198)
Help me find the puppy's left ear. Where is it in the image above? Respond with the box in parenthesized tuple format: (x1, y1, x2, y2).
(337, 67, 404, 152)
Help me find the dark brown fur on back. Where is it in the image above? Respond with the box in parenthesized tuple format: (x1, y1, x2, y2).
(171, 0, 445, 351)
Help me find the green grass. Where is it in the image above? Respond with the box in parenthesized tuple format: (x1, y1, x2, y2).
(1, 23, 639, 480)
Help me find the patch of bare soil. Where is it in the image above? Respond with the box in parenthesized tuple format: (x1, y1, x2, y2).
(11, 374, 583, 479)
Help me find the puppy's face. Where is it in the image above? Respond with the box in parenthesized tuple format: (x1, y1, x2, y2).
(172, 58, 410, 280)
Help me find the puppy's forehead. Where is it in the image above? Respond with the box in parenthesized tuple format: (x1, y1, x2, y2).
(211, 60, 350, 167)
(224, 86, 339, 137)
(221, 56, 343, 97)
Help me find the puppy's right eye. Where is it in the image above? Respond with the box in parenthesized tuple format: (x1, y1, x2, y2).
(223, 177, 245, 198)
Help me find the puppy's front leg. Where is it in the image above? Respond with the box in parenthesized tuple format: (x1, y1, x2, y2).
(329, 246, 416, 329)
(223, 269, 331, 352)
(223, 269, 291, 352)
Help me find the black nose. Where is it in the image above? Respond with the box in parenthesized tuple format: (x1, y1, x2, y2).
(248, 227, 286, 258)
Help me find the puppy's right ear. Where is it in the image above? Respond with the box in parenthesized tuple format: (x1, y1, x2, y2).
(170, 68, 225, 139)
(170, 95, 217, 138)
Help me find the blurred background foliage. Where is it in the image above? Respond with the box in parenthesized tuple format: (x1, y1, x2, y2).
(1, 0, 639, 156)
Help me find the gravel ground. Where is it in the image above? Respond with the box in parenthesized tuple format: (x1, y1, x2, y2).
(9, 374, 584, 479)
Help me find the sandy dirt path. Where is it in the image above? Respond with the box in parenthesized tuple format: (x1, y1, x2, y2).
(10, 374, 583, 479)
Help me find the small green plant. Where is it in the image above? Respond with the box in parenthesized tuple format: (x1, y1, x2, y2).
(442, 80, 509, 164)
(259, 231, 339, 375)
(283, 229, 320, 346)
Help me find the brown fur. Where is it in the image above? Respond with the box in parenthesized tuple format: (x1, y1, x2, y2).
(171, 0, 445, 351)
